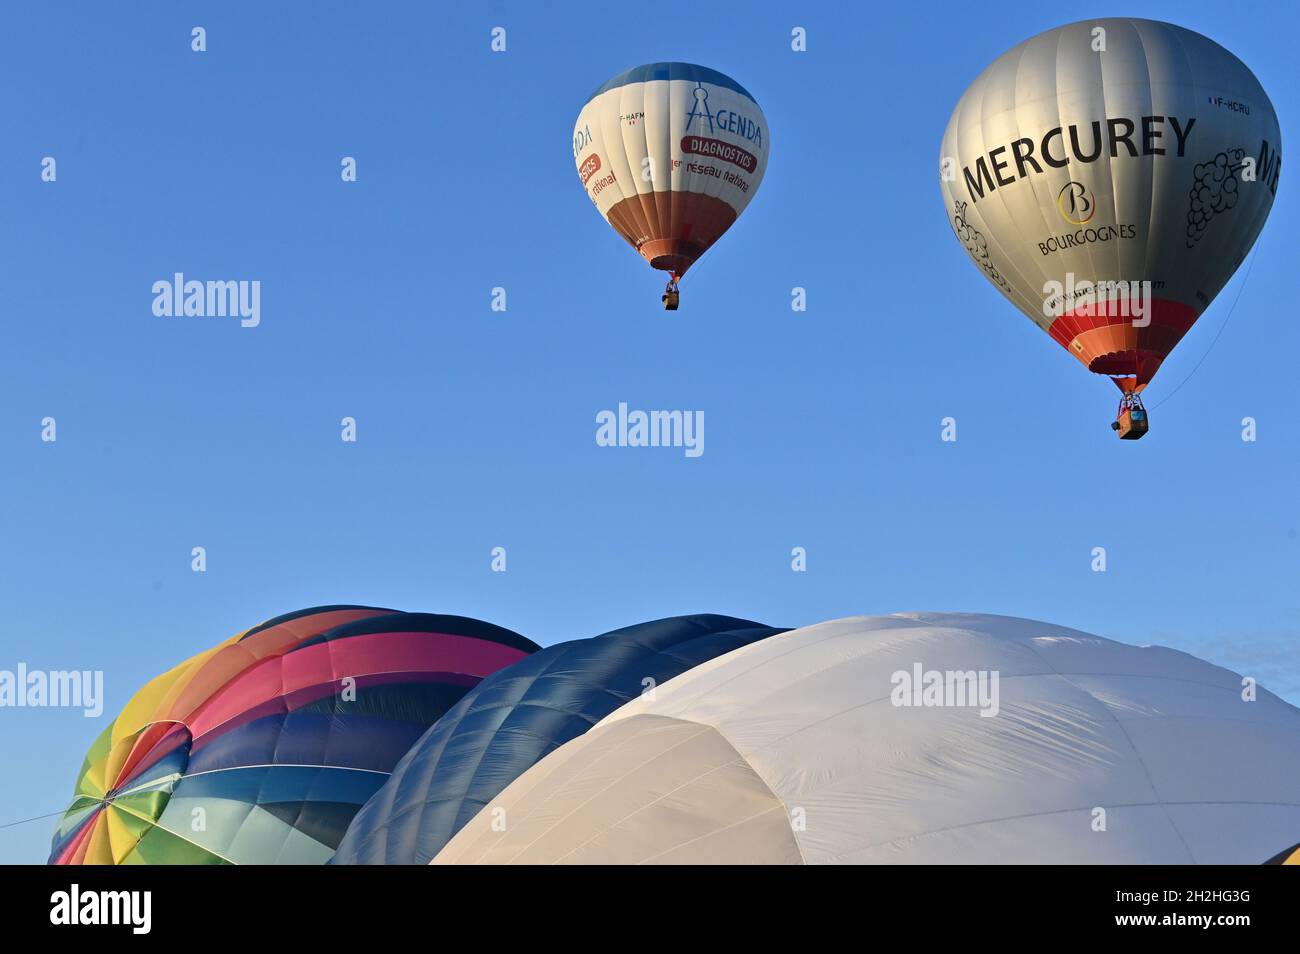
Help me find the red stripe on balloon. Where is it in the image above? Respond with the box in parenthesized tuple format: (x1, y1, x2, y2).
(184, 631, 528, 742)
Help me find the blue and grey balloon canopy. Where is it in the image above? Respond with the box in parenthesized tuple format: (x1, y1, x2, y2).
(330, 614, 785, 864)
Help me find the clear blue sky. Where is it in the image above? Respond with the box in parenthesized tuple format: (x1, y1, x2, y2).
(1, 1, 1295, 862)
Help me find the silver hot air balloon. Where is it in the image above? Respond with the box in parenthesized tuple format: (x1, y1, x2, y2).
(940, 18, 1281, 438)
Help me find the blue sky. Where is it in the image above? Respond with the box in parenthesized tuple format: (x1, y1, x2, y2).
(1, 1, 1295, 862)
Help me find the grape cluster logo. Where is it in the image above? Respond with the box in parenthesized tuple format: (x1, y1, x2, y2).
(1186, 148, 1246, 247)
(951, 199, 1010, 291)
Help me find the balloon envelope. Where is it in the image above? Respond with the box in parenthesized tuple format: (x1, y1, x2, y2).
(331, 614, 785, 864)
(574, 62, 769, 278)
(48, 606, 537, 864)
(433, 613, 1300, 865)
(940, 19, 1281, 388)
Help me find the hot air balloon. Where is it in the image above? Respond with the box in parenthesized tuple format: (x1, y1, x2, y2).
(574, 62, 769, 310)
(433, 613, 1300, 865)
(48, 606, 538, 864)
(331, 614, 785, 864)
(940, 19, 1282, 437)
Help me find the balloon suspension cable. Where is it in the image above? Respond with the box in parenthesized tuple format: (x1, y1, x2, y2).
(1148, 242, 1260, 411)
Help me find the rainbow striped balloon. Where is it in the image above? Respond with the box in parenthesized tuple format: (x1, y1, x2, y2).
(48, 606, 536, 865)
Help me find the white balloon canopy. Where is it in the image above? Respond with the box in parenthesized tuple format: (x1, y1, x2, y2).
(434, 613, 1300, 864)
(573, 62, 769, 280)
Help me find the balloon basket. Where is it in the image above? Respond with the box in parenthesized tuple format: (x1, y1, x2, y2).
(1111, 393, 1149, 440)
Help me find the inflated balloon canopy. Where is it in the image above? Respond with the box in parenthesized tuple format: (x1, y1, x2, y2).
(48, 606, 538, 865)
(430, 613, 1300, 866)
